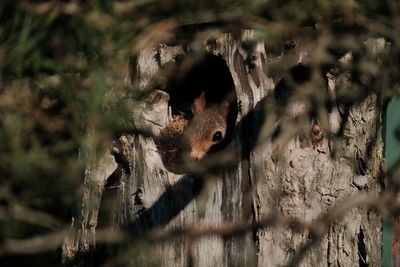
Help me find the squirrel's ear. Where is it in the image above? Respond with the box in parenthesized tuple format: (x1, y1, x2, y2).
(191, 91, 206, 114)
(220, 100, 229, 117)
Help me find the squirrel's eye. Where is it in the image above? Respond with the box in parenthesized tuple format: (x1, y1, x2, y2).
(212, 131, 223, 143)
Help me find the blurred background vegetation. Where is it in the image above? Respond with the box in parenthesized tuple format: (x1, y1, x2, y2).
(0, 0, 399, 266)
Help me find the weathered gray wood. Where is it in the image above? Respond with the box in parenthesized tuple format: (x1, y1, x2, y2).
(108, 31, 384, 266)
(61, 150, 118, 265)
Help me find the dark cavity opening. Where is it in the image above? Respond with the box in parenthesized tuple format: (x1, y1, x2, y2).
(156, 53, 237, 172)
(167, 53, 237, 143)
(166, 53, 236, 118)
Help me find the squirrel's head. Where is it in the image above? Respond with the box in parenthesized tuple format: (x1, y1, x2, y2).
(182, 91, 230, 161)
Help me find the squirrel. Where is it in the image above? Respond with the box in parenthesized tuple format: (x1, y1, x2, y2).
(182, 91, 230, 161)
(157, 90, 234, 172)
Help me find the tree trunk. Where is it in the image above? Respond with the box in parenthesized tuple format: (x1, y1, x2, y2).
(66, 30, 385, 266)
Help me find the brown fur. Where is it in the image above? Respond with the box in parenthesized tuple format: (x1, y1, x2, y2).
(183, 92, 229, 160)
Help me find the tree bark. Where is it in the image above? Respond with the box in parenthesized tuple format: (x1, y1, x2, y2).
(67, 30, 385, 266)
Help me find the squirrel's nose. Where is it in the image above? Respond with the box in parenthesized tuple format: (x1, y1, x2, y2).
(190, 150, 204, 161)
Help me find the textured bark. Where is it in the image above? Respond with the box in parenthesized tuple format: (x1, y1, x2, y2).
(113, 31, 384, 266)
(71, 31, 384, 266)
(61, 151, 118, 266)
